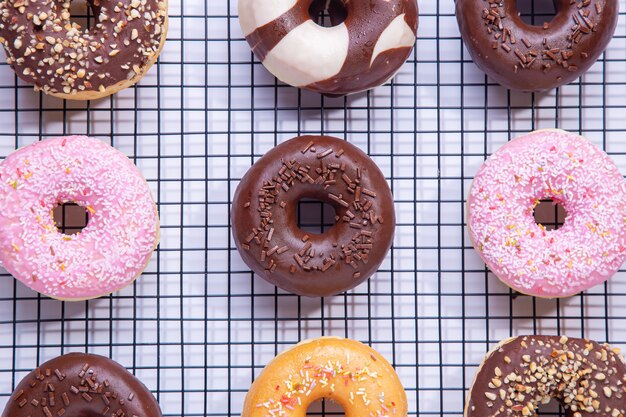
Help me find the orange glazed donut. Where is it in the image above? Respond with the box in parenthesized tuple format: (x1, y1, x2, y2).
(243, 337, 408, 417)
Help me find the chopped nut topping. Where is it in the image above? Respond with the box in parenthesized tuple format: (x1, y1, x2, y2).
(469, 336, 626, 417)
(0, 0, 167, 96)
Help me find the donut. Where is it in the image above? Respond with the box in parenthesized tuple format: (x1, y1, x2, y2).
(456, 0, 619, 91)
(231, 135, 396, 297)
(243, 337, 408, 417)
(0, 136, 159, 301)
(2, 352, 162, 417)
(0, 0, 168, 100)
(467, 129, 626, 298)
(466, 335, 626, 417)
(238, 0, 418, 96)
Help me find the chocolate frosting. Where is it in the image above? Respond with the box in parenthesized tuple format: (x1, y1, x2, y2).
(231, 135, 396, 297)
(0, 0, 167, 97)
(456, 0, 618, 92)
(243, 0, 418, 96)
(2, 353, 162, 417)
(466, 335, 626, 417)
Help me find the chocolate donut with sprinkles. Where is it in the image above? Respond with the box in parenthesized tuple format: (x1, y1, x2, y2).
(456, 0, 618, 91)
(238, 0, 418, 96)
(2, 352, 162, 417)
(0, 136, 159, 301)
(467, 129, 626, 298)
(0, 0, 168, 100)
(243, 337, 408, 417)
(231, 135, 395, 297)
(466, 335, 626, 417)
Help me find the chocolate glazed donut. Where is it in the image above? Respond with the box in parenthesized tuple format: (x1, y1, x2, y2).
(466, 336, 626, 417)
(239, 0, 418, 96)
(0, 0, 168, 100)
(456, 0, 618, 92)
(231, 135, 396, 297)
(2, 353, 162, 417)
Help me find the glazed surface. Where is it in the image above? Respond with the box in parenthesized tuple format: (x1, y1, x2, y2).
(467, 129, 626, 297)
(466, 336, 626, 417)
(239, 0, 418, 96)
(231, 135, 395, 297)
(2, 352, 162, 417)
(0, 136, 159, 300)
(243, 337, 407, 417)
(0, 0, 167, 98)
(456, 0, 619, 91)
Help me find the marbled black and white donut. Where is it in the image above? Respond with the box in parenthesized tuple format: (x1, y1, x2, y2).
(239, 0, 419, 96)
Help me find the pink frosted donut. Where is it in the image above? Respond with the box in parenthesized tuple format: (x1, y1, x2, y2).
(0, 136, 159, 301)
(468, 129, 626, 298)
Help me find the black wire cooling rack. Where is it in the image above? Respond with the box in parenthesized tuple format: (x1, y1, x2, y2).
(2, 0, 626, 416)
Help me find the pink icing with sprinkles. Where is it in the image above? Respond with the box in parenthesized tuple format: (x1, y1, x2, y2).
(0, 136, 159, 300)
(467, 129, 626, 298)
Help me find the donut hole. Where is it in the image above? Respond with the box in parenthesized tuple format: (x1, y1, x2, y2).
(533, 198, 567, 231)
(515, 0, 557, 27)
(309, 0, 348, 28)
(53, 202, 90, 235)
(306, 398, 344, 416)
(68, 0, 99, 31)
(297, 198, 338, 235)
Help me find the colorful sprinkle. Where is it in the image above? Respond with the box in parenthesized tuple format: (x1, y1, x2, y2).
(468, 130, 626, 297)
(0, 136, 159, 300)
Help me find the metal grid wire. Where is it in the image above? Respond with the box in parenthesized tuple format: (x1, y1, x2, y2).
(2, 0, 626, 416)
